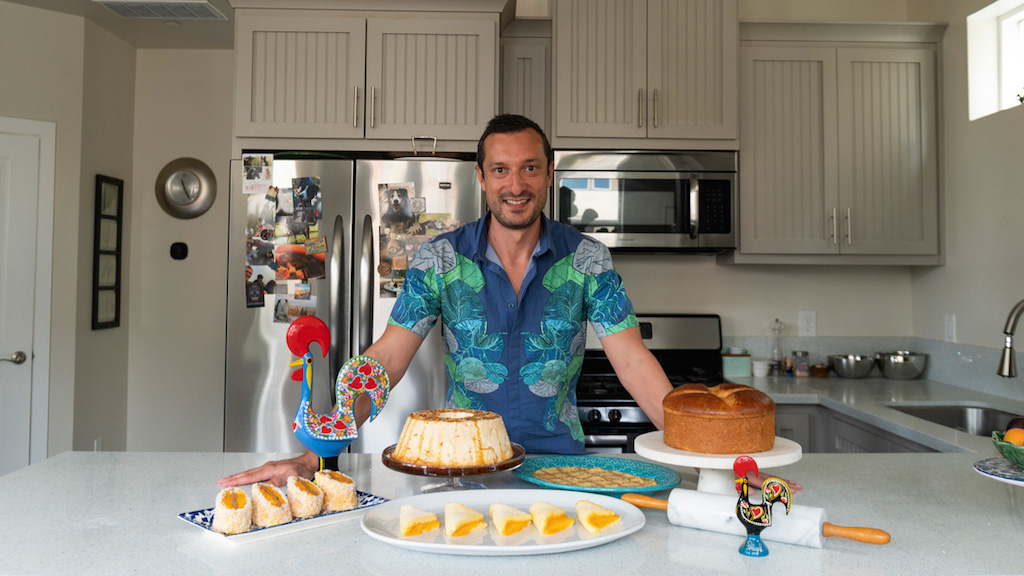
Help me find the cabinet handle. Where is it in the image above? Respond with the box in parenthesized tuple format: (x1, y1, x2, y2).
(844, 207, 852, 245)
(370, 86, 376, 129)
(653, 89, 659, 128)
(830, 207, 838, 246)
(638, 88, 644, 128)
(353, 85, 359, 128)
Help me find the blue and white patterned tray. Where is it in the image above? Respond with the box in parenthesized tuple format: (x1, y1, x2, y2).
(179, 490, 388, 543)
(512, 455, 680, 495)
(974, 457, 1024, 487)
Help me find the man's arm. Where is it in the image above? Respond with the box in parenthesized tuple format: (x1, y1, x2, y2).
(218, 324, 425, 487)
(599, 326, 673, 429)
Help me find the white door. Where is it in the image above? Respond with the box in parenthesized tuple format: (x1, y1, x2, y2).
(0, 118, 53, 476)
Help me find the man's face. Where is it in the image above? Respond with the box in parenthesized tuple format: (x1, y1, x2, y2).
(476, 129, 553, 231)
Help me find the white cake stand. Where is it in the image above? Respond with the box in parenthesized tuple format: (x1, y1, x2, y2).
(633, 432, 802, 495)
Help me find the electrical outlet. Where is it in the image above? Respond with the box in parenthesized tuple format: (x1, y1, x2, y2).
(798, 310, 817, 336)
(945, 314, 957, 343)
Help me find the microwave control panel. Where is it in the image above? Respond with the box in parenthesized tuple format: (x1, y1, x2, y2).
(698, 179, 732, 234)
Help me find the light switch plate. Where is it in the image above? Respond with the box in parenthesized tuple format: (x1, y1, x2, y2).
(799, 310, 816, 337)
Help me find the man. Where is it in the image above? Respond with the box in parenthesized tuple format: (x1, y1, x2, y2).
(220, 115, 673, 487)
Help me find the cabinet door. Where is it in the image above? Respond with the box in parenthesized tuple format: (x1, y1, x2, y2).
(647, 0, 738, 140)
(365, 18, 497, 141)
(837, 48, 939, 255)
(553, 0, 647, 138)
(501, 38, 551, 136)
(739, 46, 839, 254)
(234, 12, 366, 138)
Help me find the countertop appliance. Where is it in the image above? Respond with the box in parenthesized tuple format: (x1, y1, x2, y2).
(577, 314, 723, 453)
(225, 155, 483, 455)
(552, 151, 737, 253)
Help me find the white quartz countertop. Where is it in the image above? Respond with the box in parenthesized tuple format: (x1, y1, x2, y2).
(2, 445, 1023, 575)
(4, 376, 1024, 575)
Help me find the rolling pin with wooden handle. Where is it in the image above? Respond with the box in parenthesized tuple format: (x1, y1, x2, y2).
(622, 489, 890, 549)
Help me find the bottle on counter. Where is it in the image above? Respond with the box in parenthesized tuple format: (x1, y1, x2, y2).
(793, 350, 810, 377)
(769, 318, 784, 375)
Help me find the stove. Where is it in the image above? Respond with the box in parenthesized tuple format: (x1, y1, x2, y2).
(577, 314, 723, 453)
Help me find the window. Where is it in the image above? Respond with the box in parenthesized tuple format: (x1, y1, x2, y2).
(999, 4, 1024, 108)
(968, 0, 1024, 120)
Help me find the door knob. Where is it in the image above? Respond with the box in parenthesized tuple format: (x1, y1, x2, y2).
(1, 351, 27, 364)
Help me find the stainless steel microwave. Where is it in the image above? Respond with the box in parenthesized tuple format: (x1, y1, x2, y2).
(552, 151, 737, 253)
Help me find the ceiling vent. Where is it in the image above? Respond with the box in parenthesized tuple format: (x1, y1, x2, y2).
(94, 1, 227, 20)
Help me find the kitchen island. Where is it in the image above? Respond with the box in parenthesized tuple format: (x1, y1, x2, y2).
(1, 445, 1021, 575)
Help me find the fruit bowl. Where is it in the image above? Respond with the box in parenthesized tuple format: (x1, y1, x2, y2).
(991, 431, 1024, 470)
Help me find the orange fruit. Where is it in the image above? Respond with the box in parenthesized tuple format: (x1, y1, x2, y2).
(1004, 428, 1024, 446)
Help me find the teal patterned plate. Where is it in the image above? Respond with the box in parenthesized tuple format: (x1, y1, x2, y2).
(512, 455, 680, 495)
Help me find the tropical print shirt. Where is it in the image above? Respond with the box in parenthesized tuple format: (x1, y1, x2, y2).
(388, 213, 637, 454)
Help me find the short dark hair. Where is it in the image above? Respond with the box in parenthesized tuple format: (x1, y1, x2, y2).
(476, 114, 553, 171)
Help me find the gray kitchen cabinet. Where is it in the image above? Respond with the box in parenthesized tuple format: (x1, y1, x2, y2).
(234, 10, 498, 142)
(775, 404, 936, 453)
(551, 0, 738, 148)
(500, 19, 551, 136)
(731, 24, 944, 265)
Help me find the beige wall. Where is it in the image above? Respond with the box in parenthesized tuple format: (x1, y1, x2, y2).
(126, 49, 233, 451)
(73, 20, 136, 452)
(907, 0, 1024, 349)
(0, 1, 84, 457)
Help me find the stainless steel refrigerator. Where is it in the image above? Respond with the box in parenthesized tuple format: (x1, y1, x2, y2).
(225, 156, 483, 455)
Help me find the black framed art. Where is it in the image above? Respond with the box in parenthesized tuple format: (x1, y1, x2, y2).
(92, 175, 123, 329)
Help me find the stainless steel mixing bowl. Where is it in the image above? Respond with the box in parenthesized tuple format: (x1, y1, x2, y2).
(828, 354, 876, 379)
(876, 351, 928, 379)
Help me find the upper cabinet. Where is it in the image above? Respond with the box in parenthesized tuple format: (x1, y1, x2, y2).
(233, 5, 505, 146)
(551, 0, 738, 149)
(728, 23, 946, 265)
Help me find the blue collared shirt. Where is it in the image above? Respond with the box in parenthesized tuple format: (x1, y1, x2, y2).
(388, 213, 637, 454)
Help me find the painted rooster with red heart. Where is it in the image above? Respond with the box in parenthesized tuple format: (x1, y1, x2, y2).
(286, 316, 390, 470)
(734, 455, 792, 557)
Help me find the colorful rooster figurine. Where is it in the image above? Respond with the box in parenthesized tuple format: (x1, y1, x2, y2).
(286, 316, 390, 471)
(733, 455, 792, 557)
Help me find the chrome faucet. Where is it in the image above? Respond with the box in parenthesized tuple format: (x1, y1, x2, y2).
(999, 299, 1024, 377)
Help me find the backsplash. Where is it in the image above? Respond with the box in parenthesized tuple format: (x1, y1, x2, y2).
(722, 336, 1023, 403)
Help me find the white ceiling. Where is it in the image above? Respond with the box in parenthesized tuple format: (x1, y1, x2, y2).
(7, 0, 235, 49)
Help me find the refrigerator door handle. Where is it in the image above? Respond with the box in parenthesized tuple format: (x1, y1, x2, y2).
(358, 214, 374, 353)
(329, 214, 346, 380)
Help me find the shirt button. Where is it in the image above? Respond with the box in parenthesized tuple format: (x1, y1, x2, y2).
(507, 303, 515, 309)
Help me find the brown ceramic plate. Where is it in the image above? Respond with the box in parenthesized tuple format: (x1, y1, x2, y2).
(381, 443, 525, 477)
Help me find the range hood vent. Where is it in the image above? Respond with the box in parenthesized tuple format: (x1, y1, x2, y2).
(94, 1, 226, 20)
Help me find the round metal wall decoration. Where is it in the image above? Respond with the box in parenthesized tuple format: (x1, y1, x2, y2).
(155, 157, 217, 219)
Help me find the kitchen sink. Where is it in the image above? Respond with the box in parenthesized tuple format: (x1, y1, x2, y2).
(887, 404, 1019, 436)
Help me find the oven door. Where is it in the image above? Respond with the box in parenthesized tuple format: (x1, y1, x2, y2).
(552, 169, 734, 252)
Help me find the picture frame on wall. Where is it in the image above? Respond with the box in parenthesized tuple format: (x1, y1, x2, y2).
(92, 175, 123, 329)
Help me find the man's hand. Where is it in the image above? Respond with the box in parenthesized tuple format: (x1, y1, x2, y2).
(217, 451, 319, 488)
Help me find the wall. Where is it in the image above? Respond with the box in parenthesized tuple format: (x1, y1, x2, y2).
(126, 49, 233, 451)
(73, 20, 136, 452)
(0, 1, 84, 457)
(907, 0, 1024, 351)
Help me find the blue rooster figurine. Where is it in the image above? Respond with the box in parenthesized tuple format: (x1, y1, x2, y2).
(286, 316, 390, 471)
(734, 455, 792, 557)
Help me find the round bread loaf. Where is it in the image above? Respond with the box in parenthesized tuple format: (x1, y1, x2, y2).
(662, 383, 776, 454)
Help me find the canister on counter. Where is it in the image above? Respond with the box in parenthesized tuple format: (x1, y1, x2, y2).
(793, 350, 810, 377)
(723, 348, 752, 378)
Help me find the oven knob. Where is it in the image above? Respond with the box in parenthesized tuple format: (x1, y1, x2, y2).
(608, 409, 622, 423)
(587, 409, 602, 423)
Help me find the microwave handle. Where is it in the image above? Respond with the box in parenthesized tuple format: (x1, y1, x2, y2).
(688, 173, 699, 239)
